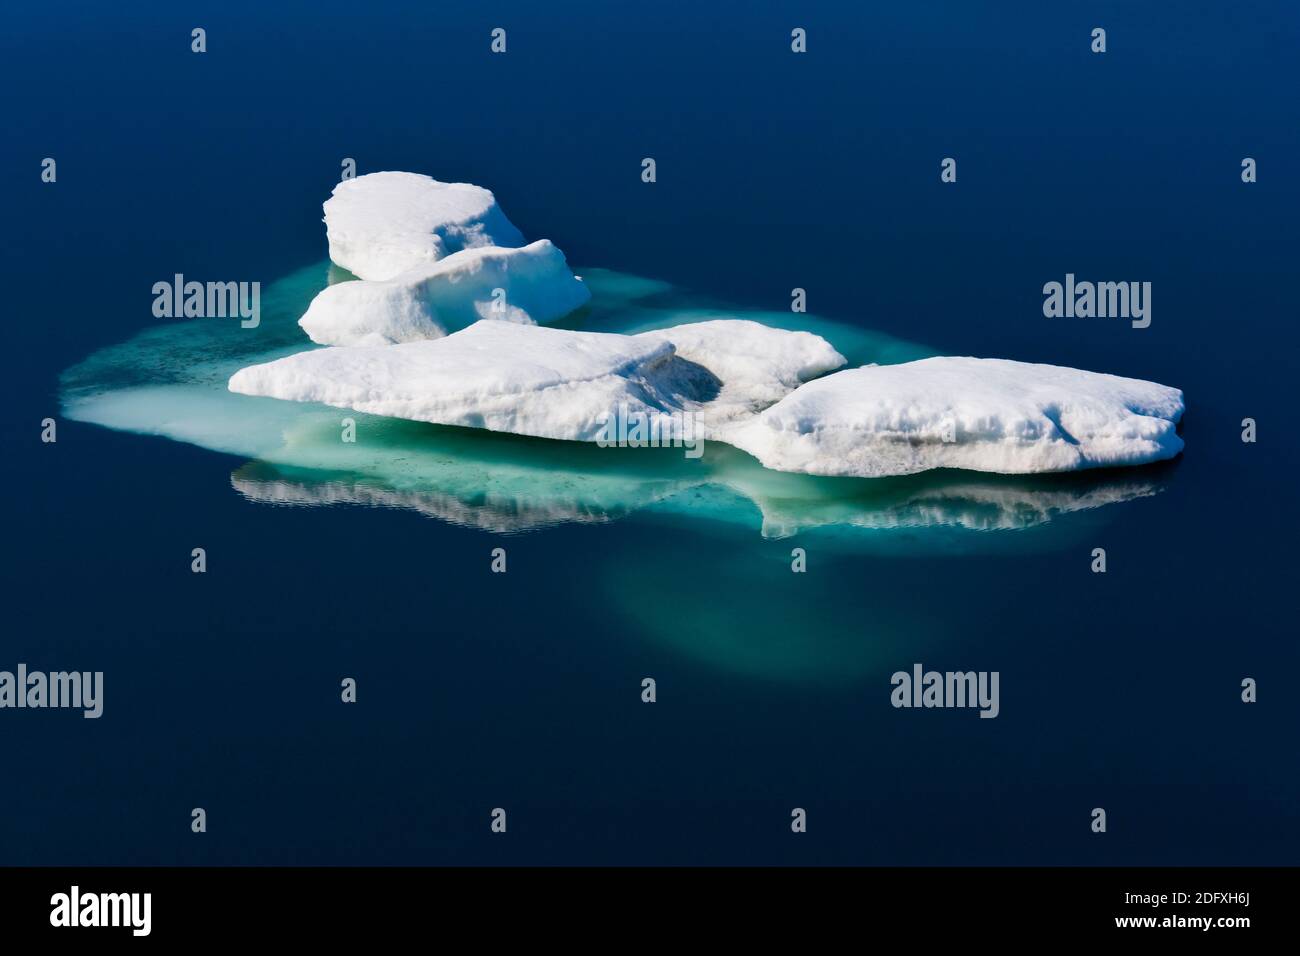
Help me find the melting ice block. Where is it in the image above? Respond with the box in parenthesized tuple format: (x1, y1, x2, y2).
(323, 171, 525, 281)
(727, 357, 1184, 477)
(299, 241, 591, 347)
(228, 320, 842, 442)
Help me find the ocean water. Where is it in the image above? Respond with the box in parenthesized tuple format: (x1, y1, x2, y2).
(4, 1, 1298, 865)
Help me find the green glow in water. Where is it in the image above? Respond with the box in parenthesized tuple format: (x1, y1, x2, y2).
(60, 262, 1167, 541)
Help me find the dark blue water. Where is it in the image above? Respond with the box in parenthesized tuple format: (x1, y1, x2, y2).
(4, 1, 1297, 864)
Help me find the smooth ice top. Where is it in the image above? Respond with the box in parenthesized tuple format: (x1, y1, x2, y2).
(299, 240, 591, 347)
(728, 357, 1185, 477)
(229, 322, 682, 441)
(323, 171, 525, 281)
(228, 319, 842, 443)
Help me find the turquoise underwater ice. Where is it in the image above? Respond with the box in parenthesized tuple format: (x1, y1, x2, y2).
(61, 263, 1178, 684)
(60, 262, 1170, 545)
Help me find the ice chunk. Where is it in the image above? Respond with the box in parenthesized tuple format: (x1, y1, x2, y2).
(229, 319, 843, 442)
(323, 171, 525, 281)
(228, 321, 706, 442)
(728, 357, 1184, 477)
(299, 241, 591, 347)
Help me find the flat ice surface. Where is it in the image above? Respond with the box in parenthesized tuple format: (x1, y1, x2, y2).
(728, 357, 1184, 477)
(323, 171, 525, 281)
(299, 241, 591, 347)
(228, 319, 843, 442)
(229, 322, 684, 441)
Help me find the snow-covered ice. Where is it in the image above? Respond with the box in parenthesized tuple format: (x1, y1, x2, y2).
(323, 172, 525, 281)
(61, 258, 1176, 539)
(228, 319, 842, 442)
(148, 170, 1189, 483)
(299, 240, 591, 347)
(727, 357, 1184, 477)
(230, 324, 1183, 479)
(230, 321, 693, 442)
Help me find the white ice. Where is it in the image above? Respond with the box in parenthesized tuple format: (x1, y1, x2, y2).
(249, 171, 1188, 480)
(231, 322, 685, 441)
(228, 319, 843, 442)
(323, 171, 525, 281)
(727, 357, 1185, 477)
(635, 319, 845, 434)
(298, 241, 591, 347)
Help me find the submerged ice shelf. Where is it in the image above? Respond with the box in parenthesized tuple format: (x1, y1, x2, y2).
(58, 170, 1184, 538)
(60, 260, 1174, 541)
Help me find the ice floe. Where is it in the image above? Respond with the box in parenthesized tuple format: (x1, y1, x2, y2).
(60, 261, 1170, 541)
(728, 357, 1184, 477)
(299, 240, 591, 347)
(305, 174, 1182, 480)
(61, 158, 1188, 554)
(323, 171, 525, 281)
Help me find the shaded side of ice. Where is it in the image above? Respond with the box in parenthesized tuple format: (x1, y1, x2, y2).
(634, 319, 845, 433)
(323, 171, 525, 281)
(299, 241, 591, 347)
(729, 357, 1184, 477)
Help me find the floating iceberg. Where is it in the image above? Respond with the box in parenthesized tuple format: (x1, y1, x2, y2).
(299, 240, 591, 347)
(304, 174, 1184, 478)
(323, 171, 524, 281)
(60, 259, 1169, 543)
(228, 319, 843, 442)
(728, 357, 1184, 477)
(64, 159, 1187, 561)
